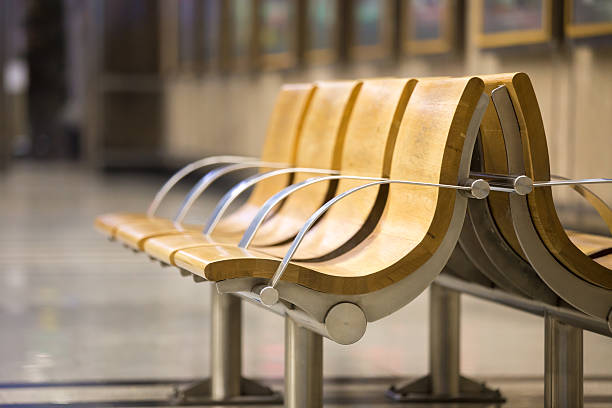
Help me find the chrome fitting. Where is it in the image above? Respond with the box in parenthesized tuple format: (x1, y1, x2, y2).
(260, 286, 280, 306)
(324, 303, 367, 345)
(513, 175, 533, 195)
(461, 178, 490, 200)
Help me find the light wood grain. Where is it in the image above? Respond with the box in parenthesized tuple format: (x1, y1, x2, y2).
(174, 77, 485, 295)
(566, 230, 612, 257)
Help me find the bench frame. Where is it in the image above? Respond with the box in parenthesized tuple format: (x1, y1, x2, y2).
(388, 85, 612, 408)
(178, 91, 491, 407)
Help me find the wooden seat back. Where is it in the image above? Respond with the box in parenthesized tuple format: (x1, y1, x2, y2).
(242, 80, 363, 246)
(269, 78, 418, 260)
(203, 83, 316, 234)
(479, 73, 612, 289)
(203, 77, 486, 295)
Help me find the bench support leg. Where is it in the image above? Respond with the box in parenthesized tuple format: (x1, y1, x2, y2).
(545, 314, 583, 408)
(171, 287, 282, 404)
(285, 316, 323, 408)
(386, 283, 504, 403)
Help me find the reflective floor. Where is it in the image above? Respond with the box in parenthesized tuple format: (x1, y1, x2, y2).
(0, 162, 611, 407)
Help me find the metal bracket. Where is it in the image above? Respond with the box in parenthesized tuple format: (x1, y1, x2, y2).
(171, 378, 282, 405)
(147, 155, 256, 216)
(386, 374, 504, 403)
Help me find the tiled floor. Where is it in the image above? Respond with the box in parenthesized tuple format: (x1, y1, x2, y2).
(0, 162, 611, 407)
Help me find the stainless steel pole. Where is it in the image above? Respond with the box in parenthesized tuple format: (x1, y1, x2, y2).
(545, 314, 583, 408)
(285, 316, 323, 408)
(210, 288, 242, 399)
(430, 283, 460, 396)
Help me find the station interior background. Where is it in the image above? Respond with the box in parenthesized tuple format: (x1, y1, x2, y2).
(0, 0, 611, 405)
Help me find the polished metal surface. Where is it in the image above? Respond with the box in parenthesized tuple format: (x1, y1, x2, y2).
(386, 283, 504, 403)
(468, 172, 533, 195)
(210, 288, 242, 399)
(430, 284, 460, 396)
(323, 303, 367, 346)
(458, 208, 525, 295)
(464, 195, 558, 303)
(492, 85, 612, 322)
(174, 161, 289, 223)
(435, 274, 612, 338)
(232, 282, 366, 345)
(285, 317, 323, 408)
(513, 175, 534, 195)
(460, 139, 557, 303)
(202, 167, 339, 235)
(147, 155, 256, 216)
(545, 314, 584, 408)
(534, 178, 612, 187)
(467, 178, 491, 199)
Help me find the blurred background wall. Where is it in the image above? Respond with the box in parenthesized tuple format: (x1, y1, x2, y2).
(0, 0, 611, 231)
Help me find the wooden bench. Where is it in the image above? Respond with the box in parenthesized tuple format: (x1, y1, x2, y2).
(163, 76, 489, 406)
(95, 73, 611, 408)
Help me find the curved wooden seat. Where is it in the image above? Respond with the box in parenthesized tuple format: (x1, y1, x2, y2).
(566, 230, 612, 259)
(143, 80, 364, 262)
(173, 77, 485, 295)
(478, 73, 612, 290)
(104, 83, 316, 249)
(147, 78, 417, 265)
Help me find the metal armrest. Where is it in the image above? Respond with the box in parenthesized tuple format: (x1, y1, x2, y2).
(173, 160, 289, 223)
(257, 177, 491, 306)
(147, 155, 257, 216)
(238, 174, 495, 250)
(202, 167, 340, 235)
(550, 175, 612, 235)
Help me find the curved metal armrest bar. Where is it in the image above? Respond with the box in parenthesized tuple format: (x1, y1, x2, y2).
(533, 178, 612, 187)
(238, 174, 494, 250)
(173, 161, 289, 223)
(147, 155, 257, 217)
(549, 174, 612, 235)
(202, 167, 340, 235)
(258, 178, 490, 306)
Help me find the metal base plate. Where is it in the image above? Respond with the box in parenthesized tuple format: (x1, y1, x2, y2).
(171, 377, 283, 405)
(386, 374, 505, 403)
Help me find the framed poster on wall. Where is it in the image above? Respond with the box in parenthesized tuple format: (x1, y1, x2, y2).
(402, 0, 455, 55)
(228, 0, 256, 70)
(304, 0, 339, 64)
(565, 0, 612, 38)
(349, 0, 393, 61)
(475, 0, 552, 48)
(176, 0, 223, 73)
(257, 0, 298, 69)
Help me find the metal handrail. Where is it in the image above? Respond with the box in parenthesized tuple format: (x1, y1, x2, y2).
(202, 167, 340, 236)
(237, 175, 493, 250)
(257, 177, 491, 306)
(147, 155, 256, 217)
(173, 161, 289, 223)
